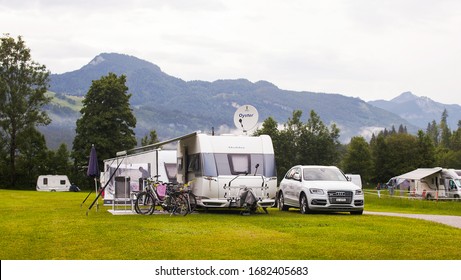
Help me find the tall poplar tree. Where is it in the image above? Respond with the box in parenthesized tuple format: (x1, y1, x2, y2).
(0, 34, 51, 187)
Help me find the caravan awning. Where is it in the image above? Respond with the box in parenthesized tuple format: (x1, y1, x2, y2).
(116, 131, 200, 157)
(396, 167, 442, 180)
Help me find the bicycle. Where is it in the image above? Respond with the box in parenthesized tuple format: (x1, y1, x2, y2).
(134, 176, 189, 216)
(177, 180, 198, 213)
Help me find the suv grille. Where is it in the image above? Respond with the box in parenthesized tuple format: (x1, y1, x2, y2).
(328, 190, 353, 204)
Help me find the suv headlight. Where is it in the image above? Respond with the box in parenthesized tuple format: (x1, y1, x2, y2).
(355, 189, 363, 195)
(309, 188, 324, 195)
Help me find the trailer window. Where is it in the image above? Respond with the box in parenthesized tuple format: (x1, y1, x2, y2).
(43, 178, 48, 185)
(60, 180, 66, 185)
(263, 154, 276, 177)
(228, 154, 250, 175)
(202, 153, 218, 177)
(213, 153, 276, 177)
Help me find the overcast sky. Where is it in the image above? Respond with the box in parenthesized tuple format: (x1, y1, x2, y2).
(2, 0, 460, 105)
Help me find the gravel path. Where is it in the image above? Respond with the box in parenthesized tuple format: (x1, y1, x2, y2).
(364, 211, 461, 229)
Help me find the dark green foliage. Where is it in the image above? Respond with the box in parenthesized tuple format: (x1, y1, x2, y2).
(72, 73, 137, 177)
(341, 136, 372, 183)
(141, 130, 159, 146)
(0, 34, 51, 187)
(298, 110, 340, 166)
(14, 127, 49, 188)
(255, 110, 341, 181)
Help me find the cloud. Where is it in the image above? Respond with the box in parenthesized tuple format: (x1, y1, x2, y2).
(2, 0, 461, 104)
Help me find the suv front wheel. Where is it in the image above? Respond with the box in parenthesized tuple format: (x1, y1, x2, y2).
(299, 193, 311, 214)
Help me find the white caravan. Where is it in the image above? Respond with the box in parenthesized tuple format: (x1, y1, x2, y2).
(393, 168, 446, 199)
(36, 175, 71, 192)
(440, 169, 461, 199)
(176, 133, 277, 209)
(100, 149, 177, 205)
(345, 174, 362, 188)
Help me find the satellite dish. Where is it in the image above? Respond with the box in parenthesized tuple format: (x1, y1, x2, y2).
(233, 105, 259, 133)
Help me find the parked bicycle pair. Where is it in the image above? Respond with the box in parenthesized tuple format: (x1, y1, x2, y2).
(134, 176, 197, 216)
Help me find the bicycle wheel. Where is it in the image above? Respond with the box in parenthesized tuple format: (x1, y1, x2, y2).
(188, 192, 197, 213)
(135, 191, 156, 215)
(169, 193, 189, 216)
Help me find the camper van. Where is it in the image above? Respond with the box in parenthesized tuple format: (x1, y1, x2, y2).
(101, 149, 177, 205)
(36, 175, 71, 192)
(176, 133, 277, 209)
(440, 169, 461, 199)
(391, 168, 447, 199)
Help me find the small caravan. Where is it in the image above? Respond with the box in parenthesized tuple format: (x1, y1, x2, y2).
(176, 132, 277, 209)
(36, 175, 71, 192)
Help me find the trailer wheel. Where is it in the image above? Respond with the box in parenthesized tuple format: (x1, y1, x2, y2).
(426, 193, 432, 200)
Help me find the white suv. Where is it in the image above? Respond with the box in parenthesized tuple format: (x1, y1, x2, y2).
(277, 165, 364, 215)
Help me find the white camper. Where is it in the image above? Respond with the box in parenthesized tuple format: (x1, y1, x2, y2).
(346, 174, 362, 188)
(101, 149, 177, 205)
(176, 133, 277, 209)
(440, 169, 461, 199)
(393, 168, 446, 199)
(36, 175, 71, 192)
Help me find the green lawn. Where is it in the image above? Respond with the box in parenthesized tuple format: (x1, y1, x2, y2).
(364, 189, 461, 214)
(1, 189, 460, 260)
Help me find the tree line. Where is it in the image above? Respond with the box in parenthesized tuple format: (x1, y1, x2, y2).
(2, 34, 461, 190)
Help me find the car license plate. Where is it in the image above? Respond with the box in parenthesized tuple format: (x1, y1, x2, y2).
(336, 198, 347, 202)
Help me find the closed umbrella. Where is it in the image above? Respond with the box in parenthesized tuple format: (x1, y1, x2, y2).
(87, 144, 99, 178)
(81, 144, 100, 210)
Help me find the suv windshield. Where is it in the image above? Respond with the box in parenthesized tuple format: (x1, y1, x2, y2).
(303, 167, 347, 181)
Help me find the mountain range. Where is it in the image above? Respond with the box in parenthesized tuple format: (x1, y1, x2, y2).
(368, 92, 461, 130)
(42, 53, 460, 149)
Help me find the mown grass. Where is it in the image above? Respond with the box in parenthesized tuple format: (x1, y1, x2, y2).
(0, 189, 460, 260)
(364, 189, 461, 215)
